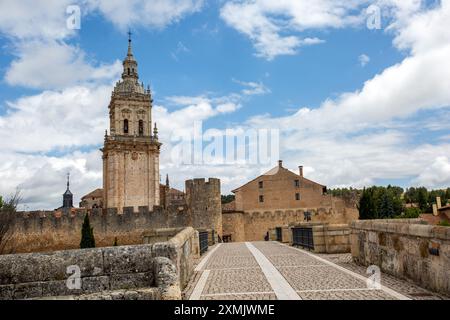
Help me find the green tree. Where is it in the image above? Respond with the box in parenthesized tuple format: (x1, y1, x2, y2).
(377, 191, 395, 219)
(221, 194, 235, 204)
(445, 188, 450, 206)
(400, 207, 421, 219)
(417, 188, 429, 212)
(80, 213, 95, 249)
(358, 188, 377, 220)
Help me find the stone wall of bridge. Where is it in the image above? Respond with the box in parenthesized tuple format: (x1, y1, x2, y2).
(0, 227, 198, 300)
(351, 219, 450, 296)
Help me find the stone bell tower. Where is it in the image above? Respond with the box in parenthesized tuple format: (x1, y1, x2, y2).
(102, 33, 161, 213)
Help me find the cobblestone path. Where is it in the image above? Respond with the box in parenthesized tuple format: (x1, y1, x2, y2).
(183, 241, 447, 300)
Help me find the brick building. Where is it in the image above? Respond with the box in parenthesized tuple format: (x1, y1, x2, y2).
(233, 160, 329, 211)
(223, 161, 359, 242)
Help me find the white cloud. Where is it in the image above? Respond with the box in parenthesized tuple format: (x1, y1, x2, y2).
(0, 88, 243, 209)
(219, 1, 450, 190)
(5, 41, 121, 89)
(414, 156, 450, 188)
(220, 0, 366, 60)
(87, 0, 204, 30)
(358, 54, 370, 67)
(1, 0, 201, 91)
(0, 85, 111, 153)
(0, 0, 74, 40)
(2, 0, 450, 209)
(2, 151, 103, 210)
(233, 79, 271, 96)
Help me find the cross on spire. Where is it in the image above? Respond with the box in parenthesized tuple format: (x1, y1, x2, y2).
(66, 172, 70, 189)
(128, 30, 132, 43)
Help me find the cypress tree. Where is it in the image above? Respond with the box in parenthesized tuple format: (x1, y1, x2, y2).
(113, 237, 118, 246)
(417, 188, 429, 212)
(378, 191, 395, 219)
(80, 213, 95, 249)
(358, 188, 376, 220)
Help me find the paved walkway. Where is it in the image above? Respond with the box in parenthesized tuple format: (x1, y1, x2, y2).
(184, 241, 447, 300)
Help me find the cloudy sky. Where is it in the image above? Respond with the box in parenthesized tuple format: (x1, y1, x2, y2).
(0, 0, 449, 210)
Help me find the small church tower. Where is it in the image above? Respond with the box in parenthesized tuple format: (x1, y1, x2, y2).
(62, 173, 73, 208)
(101, 33, 161, 213)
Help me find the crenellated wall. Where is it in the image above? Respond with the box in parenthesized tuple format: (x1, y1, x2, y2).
(6, 178, 222, 254)
(6, 205, 190, 254)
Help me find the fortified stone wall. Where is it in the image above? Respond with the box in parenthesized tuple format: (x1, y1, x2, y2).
(222, 212, 245, 242)
(6, 205, 190, 254)
(222, 207, 358, 242)
(0, 227, 198, 300)
(351, 219, 450, 296)
(6, 178, 221, 254)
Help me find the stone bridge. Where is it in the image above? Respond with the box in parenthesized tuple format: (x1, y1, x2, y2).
(183, 241, 447, 300)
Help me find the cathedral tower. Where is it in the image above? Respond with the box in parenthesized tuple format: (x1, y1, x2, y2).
(102, 34, 161, 212)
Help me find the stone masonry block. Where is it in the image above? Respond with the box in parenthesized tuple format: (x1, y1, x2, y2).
(110, 272, 154, 290)
(103, 245, 154, 274)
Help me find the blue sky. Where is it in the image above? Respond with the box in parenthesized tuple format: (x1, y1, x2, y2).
(0, 0, 449, 210)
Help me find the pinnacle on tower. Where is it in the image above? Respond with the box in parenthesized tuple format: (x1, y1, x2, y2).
(66, 172, 71, 191)
(153, 122, 158, 139)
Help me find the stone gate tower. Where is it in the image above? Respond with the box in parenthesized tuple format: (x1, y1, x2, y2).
(102, 35, 161, 213)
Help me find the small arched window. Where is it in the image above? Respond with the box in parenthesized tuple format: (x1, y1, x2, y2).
(124, 119, 129, 134)
(138, 120, 144, 136)
(127, 68, 130, 75)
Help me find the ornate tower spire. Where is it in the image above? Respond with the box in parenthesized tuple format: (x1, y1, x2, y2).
(166, 174, 170, 188)
(127, 30, 133, 56)
(122, 30, 139, 80)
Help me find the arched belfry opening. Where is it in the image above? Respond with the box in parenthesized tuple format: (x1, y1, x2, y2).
(139, 120, 144, 136)
(124, 119, 129, 134)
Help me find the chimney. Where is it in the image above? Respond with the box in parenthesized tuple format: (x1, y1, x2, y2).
(437, 197, 442, 209)
(299, 166, 304, 177)
(278, 160, 283, 168)
(432, 204, 438, 216)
